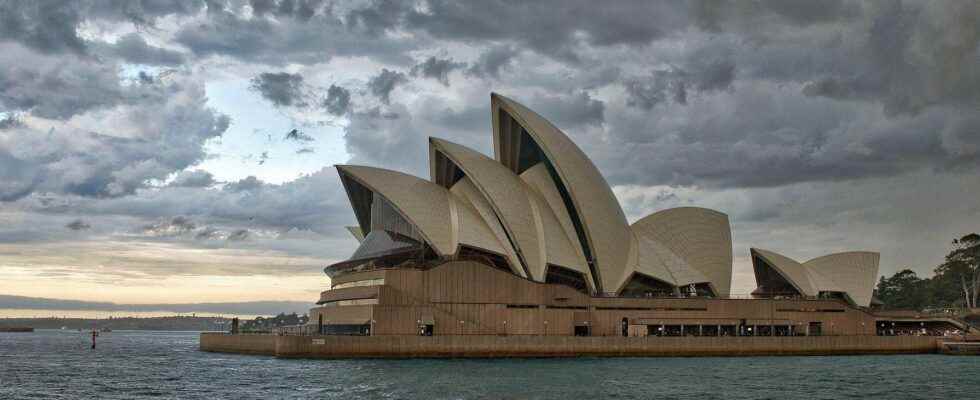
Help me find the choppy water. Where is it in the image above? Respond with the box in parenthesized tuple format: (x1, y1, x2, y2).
(1, 330, 978, 399)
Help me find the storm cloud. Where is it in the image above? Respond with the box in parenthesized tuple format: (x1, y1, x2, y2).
(1, 0, 979, 303)
(250, 72, 306, 107)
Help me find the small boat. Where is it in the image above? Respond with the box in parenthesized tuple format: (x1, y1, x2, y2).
(100, 328, 112, 333)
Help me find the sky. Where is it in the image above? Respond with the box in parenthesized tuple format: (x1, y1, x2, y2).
(0, 0, 978, 311)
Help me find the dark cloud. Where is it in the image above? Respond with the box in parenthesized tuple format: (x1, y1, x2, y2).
(344, 103, 427, 174)
(0, 43, 123, 119)
(532, 91, 605, 128)
(250, 72, 306, 107)
(691, 0, 860, 32)
(249, 0, 323, 21)
(83, 0, 208, 26)
(227, 229, 250, 241)
(0, 113, 23, 129)
(394, 1, 690, 63)
(139, 216, 197, 237)
(0, 148, 40, 201)
(411, 56, 465, 86)
(3, 0, 980, 290)
(194, 226, 221, 240)
(174, 5, 413, 65)
(604, 84, 980, 189)
(169, 170, 217, 188)
(625, 47, 735, 109)
(368, 68, 407, 104)
(108, 33, 185, 66)
(0, 55, 230, 199)
(0, 0, 87, 54)
(38, 168, 354, 237)
(224, 176, 265, 192)
(624, 71, 686, 110)
(284, 128, 314, 143)
(344, 0, 403, 37)
(137, 71, 155, 84)
(322, 84, 351, 116)
(65, 219, 91, 231)
(466, 45, 518, 78)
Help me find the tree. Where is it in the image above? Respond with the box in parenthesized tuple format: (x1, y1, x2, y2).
(938, 233, 980, 308)
(875, 269, 928, 310)
(875, 233, 980, 311)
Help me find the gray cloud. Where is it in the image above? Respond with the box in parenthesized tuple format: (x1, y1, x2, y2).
(3, 0, 980, 291)
(284, 128, 314, 143)
(65, 219, 91, 231)
(625, 47, 735, 109)
(108, 33, 185, 66)
(224, 176, 264, 192)
(368, 68, 407, 104)
(604, 84, 980, 189)
(250, 72, 306, 107)
(395, 0, 691, 63)
(227, 228, 250, 241)
(532, 91, 605, 128)
(0, 43, 123, 119)
(0, 0, 87, 54)
(466, 45, 518, 79)
(0, 113, 23, 129)
(411, 56, 465, 86)
(322, 84, 351, 116)
(0, 51, 230, 200)
(174, 4, 414, 65)
(169, 170, 217, 188)
(139, 216, 197, 237)
(249, 0, 323, 21)
(344, 103, 428, 174)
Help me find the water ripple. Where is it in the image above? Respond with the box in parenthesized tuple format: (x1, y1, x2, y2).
(1, 331, 977, 399)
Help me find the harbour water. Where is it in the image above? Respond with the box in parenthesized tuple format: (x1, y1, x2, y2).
(1, 330, 977, 399)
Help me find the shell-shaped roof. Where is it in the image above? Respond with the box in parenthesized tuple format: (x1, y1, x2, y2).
(429, 138, 544, 279)
(524, 182, 592, 282)
(519, 163, 586, 262)
(628, 229, 701, 287)
(337, 165, 455, 256)
(804, 252, 880, 307)
(337, 165, 504, 259)
(449, 177, 527, 278)
(345, 226, 365, 243)
(630, 207, 733, 296)
(750, 248, 817, 296)
(750, 248, 880, 306)
(492, 93, 632, 293)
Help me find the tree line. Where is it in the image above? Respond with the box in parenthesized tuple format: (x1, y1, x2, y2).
(875, 233, 980, 310)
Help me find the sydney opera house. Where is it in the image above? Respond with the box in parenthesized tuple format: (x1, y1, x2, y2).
(297, 94, 964, 341)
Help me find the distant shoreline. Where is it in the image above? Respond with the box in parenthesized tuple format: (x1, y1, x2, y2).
(0, 315, 235, 331)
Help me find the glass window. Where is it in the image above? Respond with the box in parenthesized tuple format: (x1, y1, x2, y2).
(332, 278, 385, 289)
(321, 298, 379, 307)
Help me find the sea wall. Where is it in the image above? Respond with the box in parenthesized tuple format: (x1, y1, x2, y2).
(201, 334, 938, 358)
(200, 333, 276, 355)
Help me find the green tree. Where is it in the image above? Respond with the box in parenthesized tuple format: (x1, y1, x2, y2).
(935, 233, 980, 308)
(875, 269, 928, 309)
